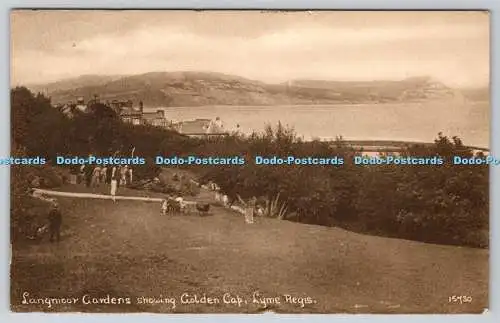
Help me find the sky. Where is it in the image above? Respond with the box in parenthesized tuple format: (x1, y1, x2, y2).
(10, 10, 490, 87)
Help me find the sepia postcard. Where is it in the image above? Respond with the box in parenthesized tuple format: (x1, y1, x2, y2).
(9, 10, 489, 314)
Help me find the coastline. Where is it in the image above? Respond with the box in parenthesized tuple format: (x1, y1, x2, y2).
(144, 98, 482, 111)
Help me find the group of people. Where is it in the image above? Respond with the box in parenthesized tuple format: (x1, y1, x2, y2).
(80, 165, 133, 188)
(89, 166, 108, 187)
(160, 195, 185, 215)
(77, 165, 134, 202)
(214, 191, 230, 206)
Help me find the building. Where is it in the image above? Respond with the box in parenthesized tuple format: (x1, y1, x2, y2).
(109, 99, 133, 113)
(58, 96, 227, 138)
(111, 100, 171, 128)
(109, 99, 141, 124)
(75, 97, 87, 112)
(174, 117, 228, 139)
(119, 104, 143, 125)
(56, 96, 89, 118)
(143, 110, 170, 128)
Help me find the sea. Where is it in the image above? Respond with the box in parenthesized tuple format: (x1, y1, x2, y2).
(145, 100, 490, 148)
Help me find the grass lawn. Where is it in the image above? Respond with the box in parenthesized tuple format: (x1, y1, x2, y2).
(10, 184, 489, 314)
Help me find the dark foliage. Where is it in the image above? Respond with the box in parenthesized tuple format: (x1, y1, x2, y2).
(196, 124, 489, 248)
(10, 87, 185, 241)
(10, 88, 489, 248)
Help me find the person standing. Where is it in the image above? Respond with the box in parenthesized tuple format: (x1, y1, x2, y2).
(175, 195, 185, 213)
(78, 165, 85, 184)
(245, 196, 257, 224)
(161, 197, 169, 216)
(91, 166, 101, 187)
(100, 166, 108, 184)
(84, 165, 93, 187)
(110, 167, 118, 202)
(128, 167, 133, 184)
(106, 166, 113, 184)
(120, 166, 128, 186)
(48, 202, 62, 243)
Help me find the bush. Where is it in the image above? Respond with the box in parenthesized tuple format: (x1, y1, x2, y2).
(180, 180, 200, 197)
(37, 166, 64, 188)
(10, 87, 489, 248)
(10, 149, 57, 242)
(200, 126, 488, 248)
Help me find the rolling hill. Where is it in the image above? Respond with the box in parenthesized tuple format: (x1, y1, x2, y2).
(26, 72, 473, 107)
(28, 74, 126, 94)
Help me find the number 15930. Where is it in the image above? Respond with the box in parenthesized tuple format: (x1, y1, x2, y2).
(448, 295, 472, 304)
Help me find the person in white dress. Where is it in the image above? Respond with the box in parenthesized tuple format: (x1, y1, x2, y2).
(120, 166, 128, 186)
(110, 167, 118, 202)
(161, 199, 168, 216)
(245, 196, 257, 224)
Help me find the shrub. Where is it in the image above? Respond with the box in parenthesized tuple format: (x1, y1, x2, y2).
(201, 126, 488, 248)
(10, 87, 489, 248)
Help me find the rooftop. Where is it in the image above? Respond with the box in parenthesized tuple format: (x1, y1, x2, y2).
(142, 111, 165, 121)
(177, 119, 211, 134)
(176, 118, 227, 135)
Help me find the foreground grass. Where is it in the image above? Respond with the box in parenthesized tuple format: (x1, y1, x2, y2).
(10, 185, 488, 314)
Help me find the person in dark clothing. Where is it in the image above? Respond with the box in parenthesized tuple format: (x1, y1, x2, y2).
(48, 203, 62, 242)
(84, 165, 93, 187)
(106, 166, 113, 184)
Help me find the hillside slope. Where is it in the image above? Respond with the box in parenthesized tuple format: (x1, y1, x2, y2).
(29, 72, 467, 107)
(28, 74, 126, 94)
